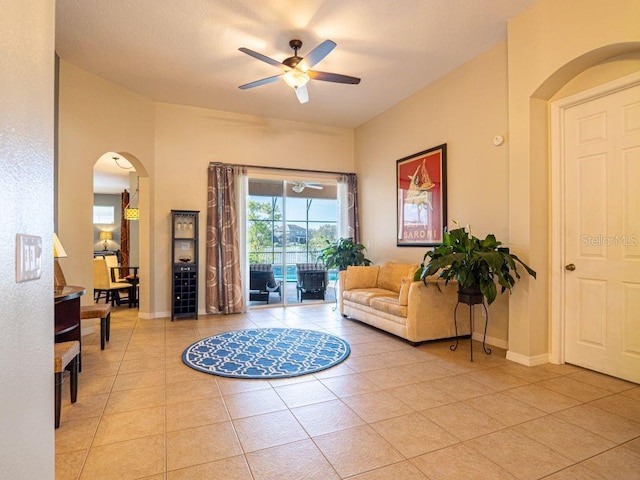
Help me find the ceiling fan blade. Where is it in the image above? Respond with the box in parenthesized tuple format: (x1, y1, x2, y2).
(239, 74, 282, 90)
(305, 184, 323, 190)
(294, 84, 309, 104)
(297, 40, 336, 71)
(308, 70, 361, 84)
(239, 47, 288, 70)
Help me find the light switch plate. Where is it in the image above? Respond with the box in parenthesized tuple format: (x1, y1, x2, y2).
(16, 234, 42, 283)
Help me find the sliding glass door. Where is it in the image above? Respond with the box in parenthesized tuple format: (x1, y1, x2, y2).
(247, 177, 338, 307)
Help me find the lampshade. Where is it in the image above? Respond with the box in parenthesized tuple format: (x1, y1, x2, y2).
(99, 231, 113, 251)
(53, 233, 68, 258)
(283, 70, 310, 89)
(124, 179, 140, 220)
(124, 207, 140, 220)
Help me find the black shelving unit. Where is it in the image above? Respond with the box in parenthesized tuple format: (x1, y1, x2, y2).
(171, 210, 199, 320)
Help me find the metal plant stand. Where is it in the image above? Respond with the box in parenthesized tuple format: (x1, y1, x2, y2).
(451, 288, 491, 361)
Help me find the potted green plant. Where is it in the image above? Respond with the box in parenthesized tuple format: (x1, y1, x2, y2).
(317, 237, 372, 271)
(414, 226, 536, 304)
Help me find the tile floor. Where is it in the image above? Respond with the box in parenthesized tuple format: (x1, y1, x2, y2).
(55, 304, 640, 479)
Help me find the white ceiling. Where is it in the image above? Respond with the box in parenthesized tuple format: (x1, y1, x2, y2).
(56, 0, 538, 130)
(93, 152, 135, 194)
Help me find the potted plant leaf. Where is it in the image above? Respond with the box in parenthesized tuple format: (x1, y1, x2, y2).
(317, 237, 372, 271)
(414, 226, 536, 305)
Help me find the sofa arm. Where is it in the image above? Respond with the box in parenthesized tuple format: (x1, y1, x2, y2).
(338, 270, 347, 315)
(405, 280, 468, 342)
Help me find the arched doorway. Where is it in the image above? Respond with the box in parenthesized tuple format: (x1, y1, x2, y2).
(93, 151, 151, 315)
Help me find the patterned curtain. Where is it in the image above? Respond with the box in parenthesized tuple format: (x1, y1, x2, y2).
(206, 164, 245, 314)
(120, 190, 130, 276)
(341, 173, 361, 243)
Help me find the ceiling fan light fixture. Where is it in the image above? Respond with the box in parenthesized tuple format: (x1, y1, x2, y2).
(283, 70, 310, 89)
(291, 183, 305, 193)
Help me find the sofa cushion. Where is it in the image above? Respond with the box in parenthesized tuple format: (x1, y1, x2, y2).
(344, 265, 380, 290)
(343, 288, 395, 306)
(369, 296, 408, 318)
(377, 263, 419, 293)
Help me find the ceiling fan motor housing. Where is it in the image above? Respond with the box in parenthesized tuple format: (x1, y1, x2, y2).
(283, 40, 303, 68)
(283, 56, 301, 68)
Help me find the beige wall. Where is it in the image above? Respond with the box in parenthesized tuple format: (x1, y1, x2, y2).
(153, 103, 354, 315)
(57, 73, 354, 317)
(354, 0, 640, 354)
(355, 42, 512, 345)
(553, 51, 640, 101)
(58, 61, 156, 313)
(507, 0, 640, 363)
(0, 1, 55, 478)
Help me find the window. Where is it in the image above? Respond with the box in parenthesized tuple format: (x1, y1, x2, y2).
(93, 205, 115, 224)
(247, 186, 338, 266)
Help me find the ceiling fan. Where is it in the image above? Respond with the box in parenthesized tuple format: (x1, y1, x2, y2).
(238, 39, 361, 104)
(291, 182, 324, 193)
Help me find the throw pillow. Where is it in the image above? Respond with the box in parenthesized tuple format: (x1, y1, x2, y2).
(344, 265, 379, 290)
(378, 262, 419, 293)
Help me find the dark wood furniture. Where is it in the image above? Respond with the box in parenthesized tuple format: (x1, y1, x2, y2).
(54, 341, 79, 428)
(109, 265, 139, 308)
(54, 285, 85, 371)
(125, 271, 139, 308)
(171, 210, 199, 320)
(80, 303, 111, 350)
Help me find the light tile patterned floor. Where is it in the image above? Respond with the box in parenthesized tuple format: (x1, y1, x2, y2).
(55, 304, 640, 479)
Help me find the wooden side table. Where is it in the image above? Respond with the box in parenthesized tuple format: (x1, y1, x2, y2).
(451, 288, 491, 362)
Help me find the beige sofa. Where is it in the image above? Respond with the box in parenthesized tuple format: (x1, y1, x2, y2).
(338, 262, 469, 344)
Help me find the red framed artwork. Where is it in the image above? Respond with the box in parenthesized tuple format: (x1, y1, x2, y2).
(396, 144, 447, 246)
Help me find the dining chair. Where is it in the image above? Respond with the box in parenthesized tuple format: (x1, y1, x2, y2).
(93, 257, 132, 306)
(104, 254, 127, 282)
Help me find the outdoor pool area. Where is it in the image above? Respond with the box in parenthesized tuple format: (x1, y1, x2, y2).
(271, 264, 338, 283)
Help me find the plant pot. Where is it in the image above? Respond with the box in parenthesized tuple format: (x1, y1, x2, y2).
(457, 285, 484, 305)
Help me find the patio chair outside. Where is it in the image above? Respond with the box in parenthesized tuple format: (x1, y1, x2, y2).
(249, 264, 282, 303)
(296, 263, 328, 302)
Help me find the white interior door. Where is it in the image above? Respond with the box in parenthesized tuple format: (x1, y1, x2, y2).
(562, 81, 640, 383)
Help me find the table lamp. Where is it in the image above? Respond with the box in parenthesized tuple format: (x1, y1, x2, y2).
(99, 231, 113, 251)
(54, 233, 68, 289)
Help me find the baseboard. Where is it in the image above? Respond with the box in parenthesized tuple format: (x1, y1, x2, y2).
(143, 310, 210, 320)
(80, 319, 96, 336)
(506, 350, 550, 366)
(472, 333, 508, 350)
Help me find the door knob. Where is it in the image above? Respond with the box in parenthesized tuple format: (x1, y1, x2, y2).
(565, 264, 576, 271)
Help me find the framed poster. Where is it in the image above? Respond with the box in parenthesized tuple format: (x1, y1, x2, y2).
(396, 144, 447, 246)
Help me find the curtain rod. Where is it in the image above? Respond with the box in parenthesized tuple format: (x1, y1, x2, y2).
(209, 162, 353, 177)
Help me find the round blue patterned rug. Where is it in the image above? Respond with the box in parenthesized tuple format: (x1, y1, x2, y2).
(182, 328, 350, 379)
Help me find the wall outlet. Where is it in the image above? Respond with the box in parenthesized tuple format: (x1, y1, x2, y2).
(16, 234, 42, 283)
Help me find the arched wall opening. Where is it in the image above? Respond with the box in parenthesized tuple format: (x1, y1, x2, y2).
(91, 151, 152, 316)
(507, 41, 640, 364)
